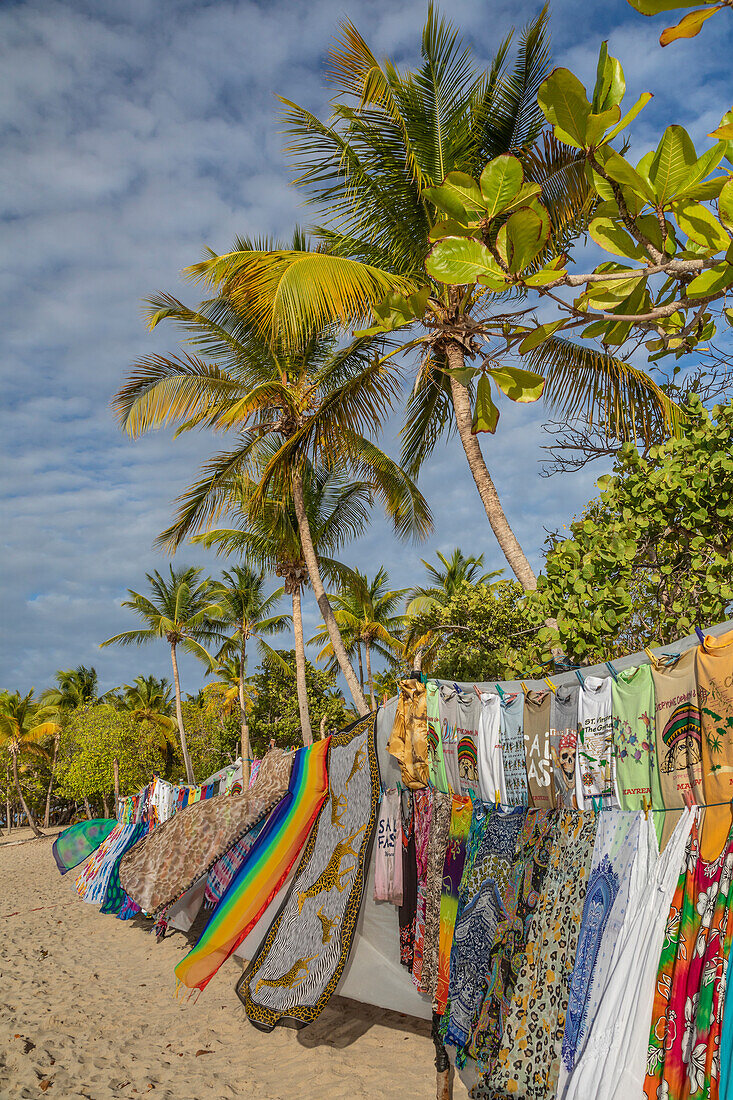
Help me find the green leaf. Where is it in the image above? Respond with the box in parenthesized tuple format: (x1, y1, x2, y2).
(471, 375, 499, 434)
(428, 219, 474, 241)
(649, 126, 699, 204)
(660, 7, 721, 46)
(354, 287, 431, 336)
(497, 207, 551, 273)
(422, 186, 469, 224)
(436, 172, 485, 214)
(595, 147, 656, 204)
(586, 106, 621, 148)
(487, 365, 545, 403)
(600, 93, 654, 145)
(685, 261, 733, 299)
(588, 217, 645, 259)
(479, 155, 524, 219)
(425, 237, 503, 285)
(538, 68, 591, 149)
(439, 365, 479, 387)
(592, 42, 625, 112)
(625, 0, 705, 13)
(523, 265, 567, 286)
(671, 200, 730, 251)
(501, 182, 543, 214)
(602, 277, 649, 345)
(517, 320, 565, 354)
(719, 178, 733, 230)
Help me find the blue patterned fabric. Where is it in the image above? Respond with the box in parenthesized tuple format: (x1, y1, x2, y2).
(441, 804, 526, 1053)
(561, 853, 619, 1070)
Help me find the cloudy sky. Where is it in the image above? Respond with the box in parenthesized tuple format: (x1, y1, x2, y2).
(2, 0, 731, 696)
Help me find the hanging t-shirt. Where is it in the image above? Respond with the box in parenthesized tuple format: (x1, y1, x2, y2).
(652, 649, 703, 807)
(426, 680, 449, 794)
(524, 690, 553, 808)
(373, 788, 403, 905)
(500, 693, 528, 807)
(697, 628, 733, 805)
(439, 687, 479, 796)
(577, 676, 616, 806)
(550, 683, 579, 809)
(477, 692, 504, 804)
(612, 664, 662, 812)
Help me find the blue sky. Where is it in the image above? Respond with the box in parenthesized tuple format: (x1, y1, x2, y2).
(2, 0, 731, 696)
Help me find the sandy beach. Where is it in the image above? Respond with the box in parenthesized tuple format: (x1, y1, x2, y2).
(0, 832, 469, 1099)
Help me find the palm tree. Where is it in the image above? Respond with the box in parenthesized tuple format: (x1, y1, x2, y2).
(40, 665, 99, 828)
(310, 568, 406, 710)
(0, 692, 58, 837)
(114, 285, 432, 717)
(193, 461, 372, 744)
(120, 675, 178, 779)
(100, 566, 223, 784)
(187, 7, 678, 590)
(211, 566, 289, 773)
(404, 548, 504, 670)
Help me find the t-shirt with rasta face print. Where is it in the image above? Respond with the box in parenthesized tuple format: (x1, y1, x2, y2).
(697, 629, 733, 806)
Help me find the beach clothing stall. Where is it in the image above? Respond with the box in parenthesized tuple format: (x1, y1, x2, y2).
(53, 620, 733, 1100)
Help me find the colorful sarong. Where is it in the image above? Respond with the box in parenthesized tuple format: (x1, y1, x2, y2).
(238, 713, 379, 1029)
(100, 823, 150, 917)
(435, 794, 473, 1015)
(204, 820, 266, 909)
(52, 819, 117, 875)
(175, 739, 330, 992)
(75, 824, 141, 906)
(120, 748, 292, 916)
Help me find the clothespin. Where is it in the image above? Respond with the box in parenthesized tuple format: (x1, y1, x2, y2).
(591, 796, 601, 815)
(574, 669, 585, 686)
(682, 789, 695, 810)
(495, 683, 505, 700)
(695, 626, 706, 645)
(544, 677, 557, 694)
(473, 684, 483, 700)
(642, 796, 650, 820)
(520, 681, 528, 695)
(606, 662, 619, 682)
(495, 789, 501, 808)
(644, 647, 657, 665)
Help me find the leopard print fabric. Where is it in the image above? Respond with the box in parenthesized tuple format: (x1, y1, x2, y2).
(481, 810, 597, 1100)
(119, 749, 293, 916)
(418, 790, 453, 998)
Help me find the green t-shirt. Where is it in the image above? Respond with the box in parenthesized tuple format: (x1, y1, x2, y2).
(612, 663, 662, 811)
(426, 680, 449, 793)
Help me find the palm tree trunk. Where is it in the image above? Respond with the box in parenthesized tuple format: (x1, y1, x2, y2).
(446, 348, 537, 591)
(291, 587, 313, 746)
(357, 645, 364, 691)
(13, 752, 42, 837)
(43, 731, 60, 829)
(239, 637, 251, 787)
(292, 471, 368, 715)
(170, 642, 196, 785)
(84, 797, 92, 819)
(364, 642, 376, 712)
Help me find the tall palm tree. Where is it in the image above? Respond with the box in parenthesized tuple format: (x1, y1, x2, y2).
(406, 548, 503, 615)
(100, 566, 223, 784)
(212, 566, 289, 772)
(114, 286, 432, 717)
(0, 692, 58, 837)
(193, 462, 372, 743)
(188, 7, 678, 590)
(120, 675, 178, 778)
(40, 665, 99, 828)
(310, 567, 406, 710)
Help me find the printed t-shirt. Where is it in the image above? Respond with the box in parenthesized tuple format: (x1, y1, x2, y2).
(577, 676, 617, 806)
(477, 692, 504, 804)
(500, 693, 528, 807)
(612, 663, 662, 811)
(439, 686, 479, 796)
(550, 683, 579, 809)
(651, 649, 702, 807)
(426, 680, 449, 793)
(524, 689, 553, 808)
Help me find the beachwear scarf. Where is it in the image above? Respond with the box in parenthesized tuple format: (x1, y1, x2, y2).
(52, 818, 117, 875)
(644, 812, 733, 1100)
(75, 824, 141, 906)
(100, 822, 150, 917)
(441, 805, 525, 1063)
(238, 713, 379, 1030)
(399, 790, 418, 970)
(434, 794, 473, 1016)
(175, 738, 330, 993)
(119, 748, 292, 916)
(204, 820, 266, 910)
(410, 788, 434, 990)
(486, 810, 597, 1100)
(467, 809, 555, 1073)
(419, 790, 453, 998)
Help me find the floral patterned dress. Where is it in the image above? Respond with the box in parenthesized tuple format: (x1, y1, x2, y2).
(435, 795, 473, 1015)
(410, 788, 434, 989)
(644, 813, 733, 1100)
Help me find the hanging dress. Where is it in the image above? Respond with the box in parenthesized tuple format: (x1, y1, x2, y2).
(435, 794, 473, 1015)
(420, 790, 453, 999)
(563, 807, 695, 1100)
(410, 788, 434, 990)
(644, 814, 733, 1100)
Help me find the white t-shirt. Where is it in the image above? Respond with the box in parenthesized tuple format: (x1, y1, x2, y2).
(477, 692, 505, 804)
(576, 676, 618, 808)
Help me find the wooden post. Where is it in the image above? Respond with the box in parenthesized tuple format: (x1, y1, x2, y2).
(432, 1012, 454, 1100)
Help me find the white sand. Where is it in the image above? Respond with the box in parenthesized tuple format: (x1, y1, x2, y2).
(0, 833, 469, 1099)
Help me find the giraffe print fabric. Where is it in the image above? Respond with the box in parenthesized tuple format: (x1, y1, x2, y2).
(238, 712, 380, 1029)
